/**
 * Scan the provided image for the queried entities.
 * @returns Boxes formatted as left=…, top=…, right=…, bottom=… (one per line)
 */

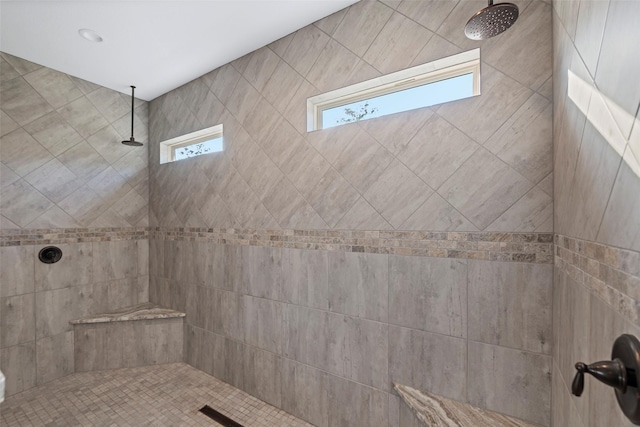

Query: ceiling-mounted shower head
left=121, top=85, right=143, bottom=146
left=465, top=0, right=519, bottom=40
left=122, top=136, right=143, bottom=147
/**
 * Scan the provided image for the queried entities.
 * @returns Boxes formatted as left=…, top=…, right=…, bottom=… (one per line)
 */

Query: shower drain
left=199, top=405, right=244, bottom=427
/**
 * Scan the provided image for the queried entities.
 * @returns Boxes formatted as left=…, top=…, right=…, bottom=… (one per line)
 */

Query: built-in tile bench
left=70, top=303, right=185, bottom=372
left=395, top=384, right=537, bottom=427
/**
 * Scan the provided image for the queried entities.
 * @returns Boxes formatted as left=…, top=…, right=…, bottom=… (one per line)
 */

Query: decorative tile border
left=555, top=234, right=640, bottom=326
left=0, top=227, right=148, bottom=246
left=0, top=226, right=554, bottom=263
left=150, top=227, right=554, bottom=263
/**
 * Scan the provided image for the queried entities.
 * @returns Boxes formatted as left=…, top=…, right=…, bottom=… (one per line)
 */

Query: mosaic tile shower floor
left=0, top=363, right=313, bottom=427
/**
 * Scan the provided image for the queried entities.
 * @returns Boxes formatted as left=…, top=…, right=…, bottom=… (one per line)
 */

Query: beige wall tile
left=306, top=121, right=358, bottom=164
left=400, top=192, right=479, bottom=231
left=334, top=197, right=393, bottom=230
left=281, top=359, right=331, bottom=427
left=359, top=107, right=433, bottom=156
left=0, top=110, right=19, bottom=137
left=36, top=331, right=74, bottom=384
left=467, top=342, right=551, bottom=425
left=306, top=167, right=360, bottom=228
left=241, top=47, right=281, bottom=92
left=1, top=52, right=42, bottom=75
left=86, top=87, right=131, bottom=123
left=57, top=96, right=109, bottom=139
left=0, top=342, right=36, bottom=396
left=22, top=111, right=83, bottom=156
left=437, top=63, right=533, bottom=144
left=0, top=293, right=35, bottom=347
left=598, top=151, right=640, bottom=252
left=397, top=0, right=457, bottom=32
left=26, top=205, right=79, bottom=229
left=573, top=0, right=609, bottom=77
left=0, top=77, right=53, bottom=126
left=0, top=161, right=20, bottom=192
left=282, top=25, right=330, bottom=77
left=362, top=159, right=433, bottom=228
left=468, top=260, right=552, bottom=354
left=0, top=245, right=35, bottom=297
left=328, top=374, right=389, bottom=427
left=398, top=113, right=478, bottom=189
left=363, top=12, right=432, bottom=74
left=389, top=326, right=466, bottom=401
left=389, top=256, right=467, bottom=337
left=332, top=0, right=393, bottom=57
left=593, top=0, right=640, bottom=138
left=328, top=251, right=388, bottom=322
left=0, top=57, right=20, bottom=82
left=438, top=148, right=533, bottom=229
left=0, top=128, right=53, bottom=177
left=86, top=125, right=133, bottom=165
left=93, top=240, right=138, bottom=283
left=24, top=67, right=83, bottom=108
left=0, top=179, right=53, bottom=227
left=565, top=122, right=622, bottom=241
left=24, top=158, right=82, bottom=203
left=313, top=7, right=348, bottom=36
left=226, top=77, right=262, bottom=125
left=485, top=93, right=553, bottom=184
left=334, top=129, right=394, bottom=194
left=57, top=185, right=109, bottom=226
left=486, top=187, right=553, bottom=232
left=306, top=39, right=360, bottom=92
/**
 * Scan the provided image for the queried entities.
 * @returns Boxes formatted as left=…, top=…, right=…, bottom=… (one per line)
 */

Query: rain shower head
left=122, top=136, right=143, bottom=147
left=465, top=0, right=519, bottom=40
left=121, top=85, right=143, bottom=146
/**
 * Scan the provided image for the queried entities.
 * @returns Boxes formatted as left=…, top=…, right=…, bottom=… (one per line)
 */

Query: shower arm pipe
left=130, top=85, right=135, bottom=136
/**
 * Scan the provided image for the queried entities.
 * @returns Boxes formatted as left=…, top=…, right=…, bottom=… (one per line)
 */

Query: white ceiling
left=0, top=1, right=357, bottom=101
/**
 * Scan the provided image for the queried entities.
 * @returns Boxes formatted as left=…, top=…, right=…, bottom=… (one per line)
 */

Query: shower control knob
left=571, top=359, right=627, bottom=397
left=572, top=334, right=640, bottom=425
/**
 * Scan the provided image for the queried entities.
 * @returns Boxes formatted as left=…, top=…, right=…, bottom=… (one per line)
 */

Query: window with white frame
left=159, top=124, right=223, bottom=164
left=306, top=49, right=480, bottom=131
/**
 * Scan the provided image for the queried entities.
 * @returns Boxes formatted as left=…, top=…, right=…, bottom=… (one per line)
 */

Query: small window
left=307, top=49, right=480, bottom=131
left=159, top=124, right=223, bottom=164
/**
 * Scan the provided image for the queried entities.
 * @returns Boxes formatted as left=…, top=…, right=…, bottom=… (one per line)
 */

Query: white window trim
left=159, top=124, right=223, bottom=164
left=306, top=48, right=480, bottom=131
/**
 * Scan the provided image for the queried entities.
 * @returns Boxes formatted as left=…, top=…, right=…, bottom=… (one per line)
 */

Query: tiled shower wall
left=0, top=54, right=150, bottom=396
left=148, top=0, right=553, bottom=232
left=552, top=0, right=640, bottom=426
left=0, top=52, right=149, bottom=230
left=0, top=234, right=149, bottom=396
left=149, top=1, right=554, bottom=426
left=150, top=230, right=553, bottom=426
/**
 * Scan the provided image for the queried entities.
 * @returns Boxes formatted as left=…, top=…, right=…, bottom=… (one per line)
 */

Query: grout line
left=593, top=149, right=624, bottom=241
left=465, top=255, right=470, bottom=403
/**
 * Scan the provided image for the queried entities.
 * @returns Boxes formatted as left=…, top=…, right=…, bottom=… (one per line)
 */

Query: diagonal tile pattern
left=149, top=0, right=553, bottom=233
left=0, top=52, right=149, bottom=230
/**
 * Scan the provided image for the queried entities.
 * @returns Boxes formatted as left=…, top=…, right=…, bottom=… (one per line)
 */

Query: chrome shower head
left=465, top=0, right=519, bottom=40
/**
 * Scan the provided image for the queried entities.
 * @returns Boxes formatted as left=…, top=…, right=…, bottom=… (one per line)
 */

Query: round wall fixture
left=39, top=246, right=63, bottom=264
left=78, top=29, right=103, bottom=43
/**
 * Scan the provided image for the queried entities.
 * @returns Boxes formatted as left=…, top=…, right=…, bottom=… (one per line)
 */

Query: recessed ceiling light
left=78, top=29, right=103, bottom=42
